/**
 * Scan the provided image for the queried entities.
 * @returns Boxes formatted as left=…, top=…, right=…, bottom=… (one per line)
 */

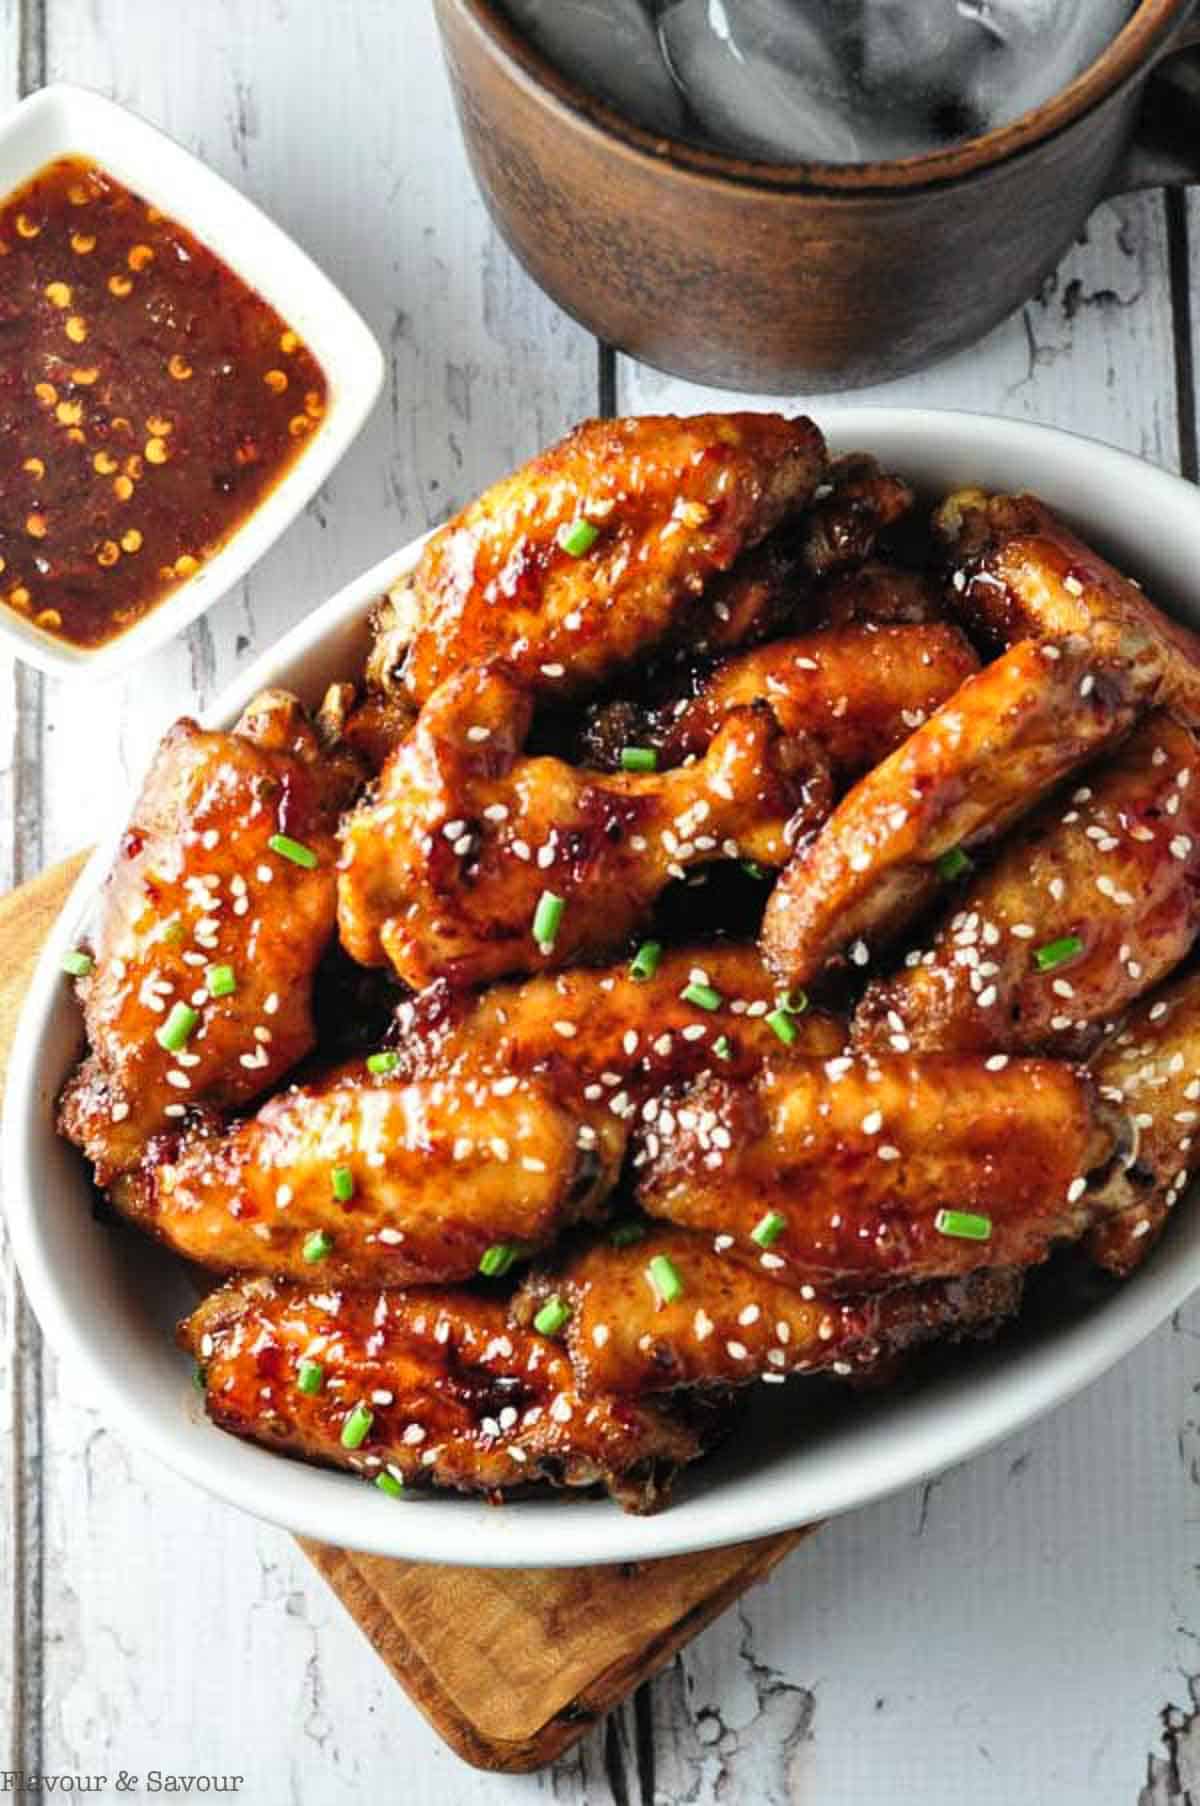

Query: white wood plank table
left=2, top=4, right=1199, bottom=1800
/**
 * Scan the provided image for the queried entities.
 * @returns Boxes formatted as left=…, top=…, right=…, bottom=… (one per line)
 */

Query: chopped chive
left=532, top=890, right=565, bottom=951
left=61, top=948, right=93, bottom=978
left=297, top=1359, right=324, bottom=1396
left=610, top=1220, right=646, bottom=1247
left=681, top=982, right=723, bottom=1012
left=934, top=1208, right=993, bottom=1242
left=156, top=1000, right=198, bottom=1053
left=740, top=859, right=769, bottom=880
left=713, top=1035, right=733, bottom=1061
left=340, top=1402, right=374, bottom=1450
left=647, top=1253, right=684, bottom=1303
left=620, top=746, right=658, bottom=773
left=331, top=1164, right=355, bottom=1204
left=479, top=1242, right=521, bottom=1278
left=937, top=846, right=973, bottom=882
left=302, top=1229, right=333, bottom=1264
left=1034, top=933, right=1083, bottom=972
left=775, top=987, right=808, bottom=1016
left=630, top=940, right=662, bottom=982
left=533, top=1295, right=571, bottom=1337
left=192, top=1361, right=206, bottom=1393
left=206, top=962, right=236, bottom=999
left=366, top=1050, right=400, bottom=1075
left=375, top=1471, right=405, bottom=1498
left=766, top=1008, right=798, bottom=1046
left=267, top=832, right=318, bottom=870
left=752, top=1210, right=788, bottom=1248
left=557, top=517, right=599, bottom=557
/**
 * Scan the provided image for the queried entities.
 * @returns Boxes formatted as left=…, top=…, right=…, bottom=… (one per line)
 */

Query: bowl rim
left=7, top=405, right=1200, bottom=1568
left=0, top=82, right=385, bottom=681
left=443, top=0, right=1189, bottom=196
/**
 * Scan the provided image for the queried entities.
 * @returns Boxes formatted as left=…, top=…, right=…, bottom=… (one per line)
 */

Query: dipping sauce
left=0, top=156, right=328, bottom=649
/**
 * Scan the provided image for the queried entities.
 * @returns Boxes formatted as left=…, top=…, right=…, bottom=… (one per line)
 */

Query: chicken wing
left=581, top=623, right=978, bottom=776
left=633, top=1055, right=1120, bottom=1291
left=338, top=662, right=821, bottom=989
left=183, top=1277, right=705, bottom=1512
left=372, top=413, right=825, bottom=704
left=393, top=943, right=845, bottom=1098
left=760, top=637, right=1140, bottom=986
left=854, top=713, right=1200, bottom=1058
left=936, top=489, right=1200, bottom=719
left=121, top=1060, right=625, bottom=1287
left=1085, top=970, right=1200, bottom=1276
left=58, top=692, right=360, bottom=1183
left=801, top=453, right=914, bottom=578
left=814, top=560, right=942, bottom=629
left=513, top=1227, right=1023, bottom=1397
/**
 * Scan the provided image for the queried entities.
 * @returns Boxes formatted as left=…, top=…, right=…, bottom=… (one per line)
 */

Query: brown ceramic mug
left=433, top=0, right=1200, bottom=392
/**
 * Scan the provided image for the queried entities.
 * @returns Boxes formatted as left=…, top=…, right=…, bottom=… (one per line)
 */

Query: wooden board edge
left=300, top=1527, right=814, bottom=1773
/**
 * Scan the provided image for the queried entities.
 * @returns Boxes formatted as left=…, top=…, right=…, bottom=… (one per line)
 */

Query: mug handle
left=1106, top=14, right=1200, bottom=193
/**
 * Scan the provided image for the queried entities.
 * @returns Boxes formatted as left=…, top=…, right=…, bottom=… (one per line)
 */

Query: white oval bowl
left=6, top=407, right=1200, bottom=1567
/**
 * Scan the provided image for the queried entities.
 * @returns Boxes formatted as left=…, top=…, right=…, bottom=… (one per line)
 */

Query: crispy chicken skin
left=393, top=943, right=845, bottom=1089
left=854, top=713, right=1200, bottom=1058
left=123, top=1062, right=625, bottom=1286
left=373, top=413, right=826, bottom=704
left=183, top=1278, right=703, bottom=1511
left=936, top=489, right=1200, bottom=720
left=667, top=454, right=917, bottom=659
left=814, top=560, right=942, bottom=628
left=582, top=623, right=978, bottom=776
left=513, top=1228, right=1023, bottom=1397
left=317, top=679, right=415, bottom=775
left=338, top=662, right=822, bottom=988
left=633, top=1056, right=1119, bottom=1291
left=59, top=692, right=359, bottom=1183
left=801, top=453, right=914, bottom=578
left=760, top=637, right=1140, bottom=986
left=1086, top=970, right=1200, bottom=1277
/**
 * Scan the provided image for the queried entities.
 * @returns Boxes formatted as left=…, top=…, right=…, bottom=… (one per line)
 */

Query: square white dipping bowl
left=0, top=83, right=384, bottom=680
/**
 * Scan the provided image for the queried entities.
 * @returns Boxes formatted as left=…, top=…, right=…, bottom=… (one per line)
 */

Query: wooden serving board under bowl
left=0, top=854, right=812, bottom=1773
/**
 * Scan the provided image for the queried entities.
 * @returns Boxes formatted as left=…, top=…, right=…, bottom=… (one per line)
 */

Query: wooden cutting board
left=0, top=854, right=812, bottom=1772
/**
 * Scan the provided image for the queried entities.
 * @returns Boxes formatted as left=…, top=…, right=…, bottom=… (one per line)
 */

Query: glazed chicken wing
left=338, top=662, right=821, bottom=989
left=371, top=412, right=825, bottom=704
left=1085, top=970, right=1200, bottom=1276
left=800, top=453, right=914, bottom=578
left=669, top=452, right=917, bottom=658
left=183, top=1278, right=705, bottom=1512
left=760, top=637, right=1140, bottom=986
left=513, top=1227, right=1023, bottom=1397
left=581, top=623, right=978, bottom=776
left=120, top=1060, right=625, bottom=1287
left=633, top=1055, right=1121, bottom=1291
left=58, top=691, right=359, bottom=1182
left=393, top=942, right=845, bottom=1091
left=854, top=713, right=1200, bottom=1058
left=936, top=489, right=1200, bottom=719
